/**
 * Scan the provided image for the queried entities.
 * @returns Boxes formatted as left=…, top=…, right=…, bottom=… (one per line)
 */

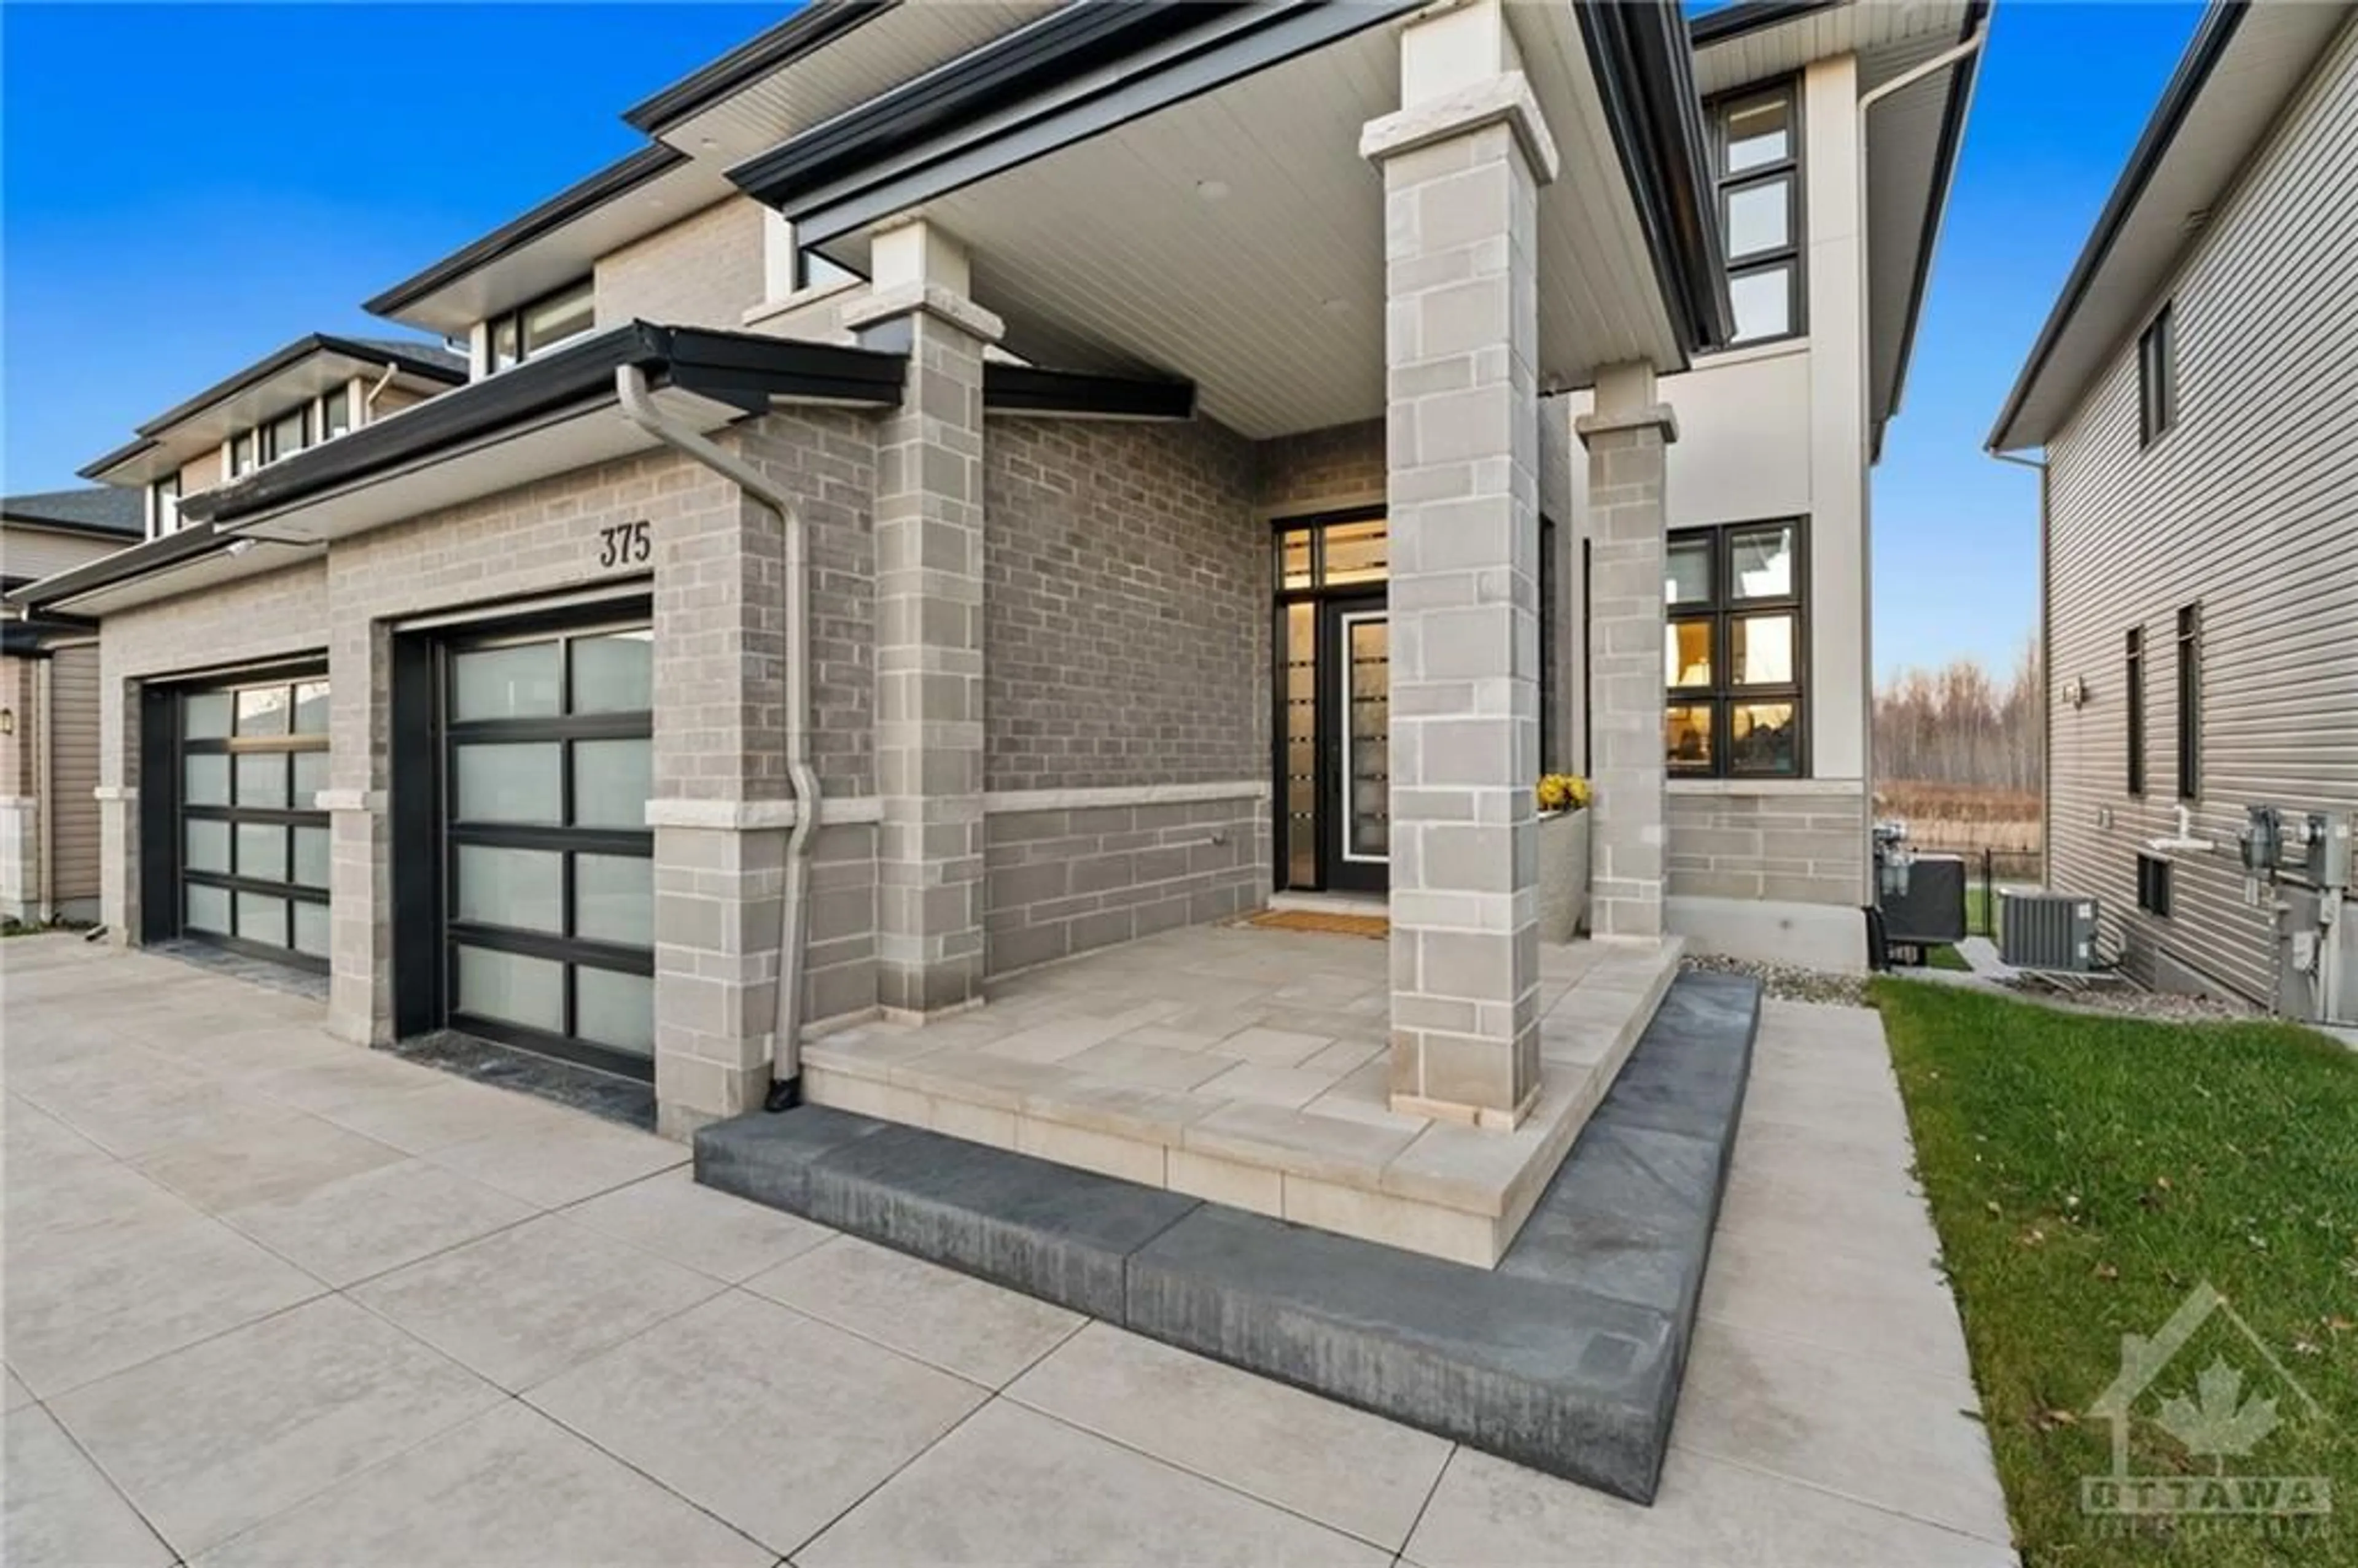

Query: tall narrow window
left=2125, top=627, right=2146, bottom=797
left=319, top=384, right=353, bottom=441
left=2138, top=303, right=2177, bottom=446
left=230, top=431, right=257, bottom=477
left=1710, top=82, right=1802, bottom=345
left=1665, top=519, right=1806, bottom=777
left=262, top=406, right=308, bottom=464
left=1539, top=517, right=1558, bottom=772
left=2176, top=604, right=2201, bottom=799
left=150, top=474, right=181, bottom=537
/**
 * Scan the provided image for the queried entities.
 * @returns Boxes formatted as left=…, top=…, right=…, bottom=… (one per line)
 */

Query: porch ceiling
left=809, top=12, right=1687, bottom=441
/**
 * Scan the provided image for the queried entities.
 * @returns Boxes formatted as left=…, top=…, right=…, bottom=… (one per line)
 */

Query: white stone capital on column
left=1360, top=71, right=1560, bottom=184
left=1574, top=403, right=1679, bottom=448
left=842, top=217, right=1007, bottom=345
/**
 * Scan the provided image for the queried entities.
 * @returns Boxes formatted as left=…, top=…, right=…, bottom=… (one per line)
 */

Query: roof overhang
left=2, top=516, right=321, bottom=621
left=1691, top=0, right=1987, bottom=457
left=728, top=0, right=1727, bottom=440
left=1989, top=0, right=2352, bottom=451
left=179, top=323, right=908, bottom=545
left=80, top=335, right=467, bottom=486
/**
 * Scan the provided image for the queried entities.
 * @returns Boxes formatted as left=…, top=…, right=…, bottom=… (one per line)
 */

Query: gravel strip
left=1990, top=973, right=2260, bottom=1022
left=1680, top=953, right=1870, bottom=1008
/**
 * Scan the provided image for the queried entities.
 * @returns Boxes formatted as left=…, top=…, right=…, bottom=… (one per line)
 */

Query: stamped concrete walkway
left=2, top=934, right=2016, bottom=1567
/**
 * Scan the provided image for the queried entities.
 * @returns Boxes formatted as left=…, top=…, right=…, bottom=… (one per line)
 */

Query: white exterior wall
left=1560, top=54, right=1872, bottom=969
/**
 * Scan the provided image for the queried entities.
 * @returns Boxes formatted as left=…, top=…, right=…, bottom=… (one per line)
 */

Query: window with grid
left=1665, top=520, right=1805, bottom=778
left=1710, top=81, right=1803, bottom=346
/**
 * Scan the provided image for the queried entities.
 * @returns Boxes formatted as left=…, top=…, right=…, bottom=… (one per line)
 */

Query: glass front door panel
left=1283, top=604, right=1318, bottom=889
left=1342, top=614, right=1390, bottom=862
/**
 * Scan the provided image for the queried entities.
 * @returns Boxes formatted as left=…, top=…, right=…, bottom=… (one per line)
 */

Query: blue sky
left=2, top=4, right=2201, bottom=683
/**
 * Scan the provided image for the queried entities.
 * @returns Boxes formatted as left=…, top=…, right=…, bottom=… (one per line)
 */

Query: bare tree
left=1874, top=637, right=2043, bottom=791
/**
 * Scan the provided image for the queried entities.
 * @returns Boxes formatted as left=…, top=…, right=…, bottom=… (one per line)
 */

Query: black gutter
left=364, top=144, right=690, bottom=318
left=1580, top=0, right=1735, bottom=354
left=180, top=322, right=906, bottom=527
left=1877, top=0, right=1988, bottom=458
left=1688, top=0, right=1842, bottom=47
left=729, top=2, right=1248, bottom=211
left=78, top=436, right=160, bottom=481
left=1987, top=0, right=2247, bottom=449
left=624, top=0, right=895, bottom=134
left=982, top=365, right=1196, bottom=421
left=6, top=520, right=244, bottom=613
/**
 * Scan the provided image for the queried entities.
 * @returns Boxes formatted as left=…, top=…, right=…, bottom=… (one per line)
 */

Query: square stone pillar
left=1577, top=363, right=1678, bottom=940
left=325, top=616, right=391, bottom=1045
left=842, top=221, right=1002, bottom=1017
left=1364, top=0, right=1559, bottom=1130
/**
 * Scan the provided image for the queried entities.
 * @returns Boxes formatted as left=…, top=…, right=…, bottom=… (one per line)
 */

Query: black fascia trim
left=729, top=2, right=1255, bottom=210
left=624, top=0, right=896, bottom=134
left=1988, top=0, right=2248, bottom=450
left=1687, top=0, right=1843, bottom=47
left=6, top=520, right=238, bottom=613
left=982, top=365, right=1196, bottom=422
left=1877, top=0, right=1987, bottom=459
left=178, top=324, right=907, bottom=528
left=77, top=436, right=161, bottom=481
left=1579, top=0, right=1734, bottom=354
left=364, top=144, right=690, bottom=318
left=131, top=335, right=467, bottom=440
left=2, top=611, right=99, bottom=652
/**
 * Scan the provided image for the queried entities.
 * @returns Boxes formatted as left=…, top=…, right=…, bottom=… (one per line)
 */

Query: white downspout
left=614, top=366, right=817, bottom=1107
left=362, top=362, right=400, bottom=417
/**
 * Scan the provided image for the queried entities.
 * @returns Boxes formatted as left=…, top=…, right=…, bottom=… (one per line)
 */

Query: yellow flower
left=1535, top=774, right=1589, bottom=813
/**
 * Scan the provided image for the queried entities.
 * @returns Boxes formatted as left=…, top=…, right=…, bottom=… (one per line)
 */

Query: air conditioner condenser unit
left=1999, top=891, right=2099, bottom=972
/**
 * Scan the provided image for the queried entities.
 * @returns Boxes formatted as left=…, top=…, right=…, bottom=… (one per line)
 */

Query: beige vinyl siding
left=49, top=644, right=103, bottom=905
left=2, top=524, right=130, bottom=582
left=2044, top=16, right=2358, bottom=1004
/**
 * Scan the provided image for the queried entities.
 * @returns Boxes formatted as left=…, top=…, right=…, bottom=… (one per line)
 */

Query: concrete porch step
left=800, top=930, right=1684, bottom=1267
left=695, top=969, right=1763, bottom=1504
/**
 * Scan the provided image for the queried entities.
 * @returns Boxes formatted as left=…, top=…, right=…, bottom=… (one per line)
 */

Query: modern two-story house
left=1990, top=0, right=2355, bottom=1025
left=13, top=0, right=1980, bottom=1262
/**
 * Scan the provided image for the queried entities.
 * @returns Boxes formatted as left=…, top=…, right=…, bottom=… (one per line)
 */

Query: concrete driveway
left=3, top=934, right=2015, bottom=1566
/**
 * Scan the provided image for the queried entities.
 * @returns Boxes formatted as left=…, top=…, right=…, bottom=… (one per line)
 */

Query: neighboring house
left=78, top=333, right=467, bottom=540
left=1990, top=0, right=2357, bottom=1023
left=1, top=486, right=143, bottom=922
left=9, top=0, right=1978, bottom=1153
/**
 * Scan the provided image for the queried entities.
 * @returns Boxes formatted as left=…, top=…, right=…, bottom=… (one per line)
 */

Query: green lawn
left=1925, top=942, right=1972, bottom=972
left=1875, top=980, right=2358, bottom=1565
left=1966, top=883, right=2001, bottom=939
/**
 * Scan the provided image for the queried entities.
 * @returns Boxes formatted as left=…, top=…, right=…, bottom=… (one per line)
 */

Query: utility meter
left=2241, top=805, right=2282, bottom=874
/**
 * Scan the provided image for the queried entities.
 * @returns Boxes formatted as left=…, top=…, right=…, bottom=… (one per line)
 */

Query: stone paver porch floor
left=803, top=923, right=1683, bottom=1265
left=4, top=933, right=2014, bottom=1566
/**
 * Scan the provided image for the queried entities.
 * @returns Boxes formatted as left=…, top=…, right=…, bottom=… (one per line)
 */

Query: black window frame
left=1665, top=518, right=1809, bottom=779
left=150, top=473, right=181, bottom=538
left=2138, top=303, right=2178, bottom=447
left=2125, top=626, right=2146, bottom=797
left=319, top=382, right=354, bottom=442
left=260, top=405, right=309, bottom=465
left=166, top=669, right=333, bottom=974
left=2175, top=603, right=2201, bottom=800
left=1705, top=78, right=1805, bottom=349
left=2136, top=853, right=2173, bottom=917
left=488, top=277, right=595, bottom=373
left=230, top=430, right=257, bottom=477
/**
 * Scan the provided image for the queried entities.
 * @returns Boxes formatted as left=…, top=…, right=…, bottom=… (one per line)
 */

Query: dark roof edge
left=76, top=437, right=160, bottom=482
left=1580, top=0, right=1734, bottom=355
left=6, top=522, right=238, bottom=613
left=1877, top=0, right=1989, bottom=456
left=623, top=0, right=896, bottom=133
left=129, top=333, right=465, bottom=441
left=1986, top=0, right=2247, bottom=450
left=363, top=142, right=690, bottom=318
left=1687, top=0, right=1843, bottom=47
left=177, top=322, right=906, bottom=529
left=981, top=365, right=1196, bottom=421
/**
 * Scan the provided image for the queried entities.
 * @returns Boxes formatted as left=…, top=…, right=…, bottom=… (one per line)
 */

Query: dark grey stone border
left=695, top=970, right=1761, bottom=1504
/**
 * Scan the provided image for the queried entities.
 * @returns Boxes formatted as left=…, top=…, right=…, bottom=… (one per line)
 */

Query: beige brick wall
left=982, top=416, right=1262, bottom=793
left=1256, top=418, right=1385, bottom=514
left=594, top=198, right=767, bottom=330
left=1667, top=783, right=1868, bottom=907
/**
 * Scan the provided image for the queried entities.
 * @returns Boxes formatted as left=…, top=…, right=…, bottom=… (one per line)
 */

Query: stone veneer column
left=325, top=618, right=391, bottom=1044
left=1363, top=0, right=1558, bottom=1130
left=1577, top=363, right=1678, bottom=939
left=842, top=220, right=1000, bottom=1017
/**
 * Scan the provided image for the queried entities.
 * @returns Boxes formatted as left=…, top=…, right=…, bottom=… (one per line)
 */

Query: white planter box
left=1537, top=808, right=1591, bottom=943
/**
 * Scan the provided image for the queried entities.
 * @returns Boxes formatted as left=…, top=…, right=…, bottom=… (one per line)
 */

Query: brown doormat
left=1243, top=909, right=1390, bottom=939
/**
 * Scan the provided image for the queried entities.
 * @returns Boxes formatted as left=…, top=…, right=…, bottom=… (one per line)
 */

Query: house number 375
left=598, top=519, right=652, bottom=569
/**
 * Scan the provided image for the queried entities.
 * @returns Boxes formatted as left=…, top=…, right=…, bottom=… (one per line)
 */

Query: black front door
left=1272, top=514, right=1390, bottom=898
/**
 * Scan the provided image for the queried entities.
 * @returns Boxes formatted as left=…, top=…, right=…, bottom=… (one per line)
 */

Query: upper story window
left=261, top=406, right=309, bottom=465
left=150, top=475, right=181, bottom=538
left=230, top=431, right=257, bottom=478
left=319, top=384, right=354, bottom=442
left=1710, top=82, right=1804, bottom=346
left=2125, top=626, right=2146, bottom=796
left=1665, top=519, right=1806, bottom=777
left=2175, top=603, right=2201, bottom=799
left=2138, top=303, right=2177, bottom=446
left=490, top=278, right=594, bottom=373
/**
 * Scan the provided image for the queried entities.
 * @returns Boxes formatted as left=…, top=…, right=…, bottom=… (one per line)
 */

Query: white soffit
left=1994, top=1, right=2354, bottom=448
left=823, top=14, right=1678, bottom=440
left=656, top=2, right=1060, bottom=165
left=53, top=540, right=321, bottom=618
left=93, top=357, right=457, bottom=486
